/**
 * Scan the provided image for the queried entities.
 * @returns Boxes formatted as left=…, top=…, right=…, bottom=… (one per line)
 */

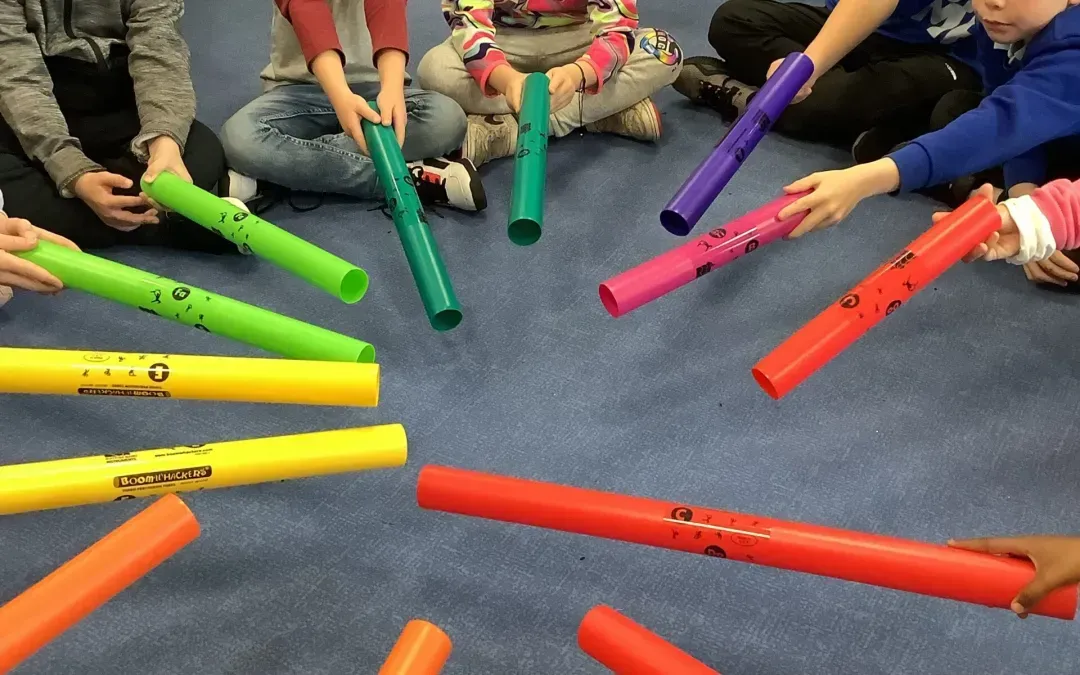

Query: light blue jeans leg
left=220, top=83, right=467, bottom=199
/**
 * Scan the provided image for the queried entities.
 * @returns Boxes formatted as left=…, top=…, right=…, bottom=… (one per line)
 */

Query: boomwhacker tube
left=660, top=53, right=814, bottom=236
left=578, top=606, right=719, bottom=675
left=752, top=195, right=1001, bottom=399
left=141, top=172, right=369, bottom=303
left=0, top=495, right=200, bottom=673
left=600, top=192, right=809, bottom=317
left=363, top=104, right=462, bottom=331
left=15, top=241, right=375, bottom=362
left=0, top=425, right=407, bottom=515
left=508, top=73, right=551, bottom=246
left=0, top=348, right=379, bottom=407
left=379, top=620, right=453, bottom=675
left=416, top=466, right=1078, bottom=620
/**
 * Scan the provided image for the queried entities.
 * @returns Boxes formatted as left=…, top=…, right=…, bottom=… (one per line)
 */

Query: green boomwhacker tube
left=508, top=73, right=551, bottom=247
left=140, top=172, right=369, bottom=303
left=17, top=241, right=375, bottom=363
left=361, top=105, right=462, bottom=332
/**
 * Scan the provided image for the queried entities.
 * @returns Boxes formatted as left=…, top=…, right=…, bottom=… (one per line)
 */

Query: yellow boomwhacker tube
left=0, top=348, right=379, bottom=407
left=0, top=426, right=407, bottom=515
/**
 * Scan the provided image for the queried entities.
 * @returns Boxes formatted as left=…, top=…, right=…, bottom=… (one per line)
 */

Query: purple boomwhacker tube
left=660, top=52, right=814, bottom=237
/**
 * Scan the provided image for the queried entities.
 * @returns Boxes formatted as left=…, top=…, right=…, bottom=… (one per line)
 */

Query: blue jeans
left=220, top=83, right=467, bottom=199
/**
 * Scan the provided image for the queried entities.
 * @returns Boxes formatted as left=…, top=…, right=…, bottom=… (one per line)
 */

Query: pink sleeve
left=580, top=0, right=638, bottom=94
left=1030, top=179, right=1080, bottom=251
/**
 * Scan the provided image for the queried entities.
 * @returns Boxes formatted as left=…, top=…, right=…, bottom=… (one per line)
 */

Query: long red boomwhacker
left=578, top=605, right=720, bottom=674
left=600, top=192, right=809, bottom=318
left=0, top=495, right=200, bottom=673
left=752, top=196, right=1001, bottom=399
left=416, top=466, right=1078, bottom=620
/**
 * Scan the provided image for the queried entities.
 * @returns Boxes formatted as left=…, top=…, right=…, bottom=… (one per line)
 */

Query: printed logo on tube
left=890, top=250, right=916, bottom=269
left=709, top=228, right=727, bottom=239
left=148, top=363, right=170, bottom=383
left=745, top=240, right=759, bottom=253
left=696, top=263, right=713, bottom=278
left=839, top=293, right=860, bottom=309
left=671, top=506, right=694, bottom=522
left=114, top=466, right=212, bottom=488
left=83, top=353, right=111, bottom=363
left=886, top=300, right=902, bottom=315
left=172, top=287, right=191, bottom=301
left=703, top=545, right=728, bottom=558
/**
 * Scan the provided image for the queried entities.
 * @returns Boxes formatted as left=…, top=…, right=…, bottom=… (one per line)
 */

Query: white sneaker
left=408, top=158, right=487, bottom=212
left=585, top=98, right=663, bottom=142
left=225, top=170, right=259, bottom=203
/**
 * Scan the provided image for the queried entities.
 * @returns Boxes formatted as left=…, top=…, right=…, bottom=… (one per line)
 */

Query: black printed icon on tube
left=886, top=300, right=902, bottom=315
left=704, top=545, right=727, bottom=558
left=696, top=263, right=713, bottom=278
left=708, top=228, right=727, bottom=240
left=744, top=239, right=759, bottom=253
left=172, top=287, right=191, bottom=301
left=839, top=293, right=860, bottom=309
left=148, top=363, right=170, bottom=383
left=671, top=507, right=694, bottom=522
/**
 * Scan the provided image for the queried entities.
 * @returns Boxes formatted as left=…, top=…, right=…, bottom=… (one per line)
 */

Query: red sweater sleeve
left=366, top=0, right=410, bottom=66
left=275, top=0, right=344, bottom=69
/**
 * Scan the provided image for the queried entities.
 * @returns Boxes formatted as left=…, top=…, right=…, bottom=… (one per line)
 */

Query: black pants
left=0, top=47, right=235, bottom=253
left=708, top=0, right=983, bottom=145
left=931, top=89, right=1080, bottom=189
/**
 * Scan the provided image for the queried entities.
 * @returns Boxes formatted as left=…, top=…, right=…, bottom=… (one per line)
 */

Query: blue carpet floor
left=3, top=1, right=1079, bottom=673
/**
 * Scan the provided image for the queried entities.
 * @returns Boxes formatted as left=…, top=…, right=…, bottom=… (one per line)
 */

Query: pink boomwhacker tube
left=578, top=606, right=720, bottom=674
left=600, top=192, right=809, bottom=318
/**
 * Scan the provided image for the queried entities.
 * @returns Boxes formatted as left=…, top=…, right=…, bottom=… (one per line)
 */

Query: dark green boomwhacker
left=362, top=103, right=462, bottom=332
left=508, top=73, right=551, bottom=246
left=141, top=172, right=369, bottom=304
left=17, top=241, right=375, bottom=363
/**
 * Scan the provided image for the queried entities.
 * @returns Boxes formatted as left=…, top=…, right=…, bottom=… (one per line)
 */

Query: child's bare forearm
left=311, top=50, right=352, bottom=102
left=376, top=48, right=407, bottom=90
left=804, top=0, right=899, bottom=77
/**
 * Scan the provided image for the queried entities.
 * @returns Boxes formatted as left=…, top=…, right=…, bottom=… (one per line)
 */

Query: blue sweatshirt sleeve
left=888, top=45, right=1080, bottom=192
left=1003, top=146, right=1048, bottom=188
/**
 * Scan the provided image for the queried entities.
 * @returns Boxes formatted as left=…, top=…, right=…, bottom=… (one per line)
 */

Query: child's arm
left=124, top=0, right=196, bottom=163
left=579, top=0, right=639, bottom=94
left=949, top=536, right=1080, bottom=618
left=774, top=0, right=899, bottom=100
left=442, top=0, right=513, bottom=97
left=0, top=3, right=102, bottom=196
left=887, top=46, right=1080, bottom=193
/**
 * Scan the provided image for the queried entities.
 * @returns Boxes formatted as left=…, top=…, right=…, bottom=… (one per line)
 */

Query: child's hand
left=926, top=184, right=1021, bottom=263
left=376, top=85, right=408, bottom=148
left=1023, top=252, right=1079, bottom=286
left=329, top=93, right=382, bottom=155
left=142, top=136, right=192, bottom=211
left=0, top=214, right=79, bottom=293
left=546, top=64, right=583, bottom=113
left=949, top=535, right=1080, bottom=618
left=767, top=58, right=813, bottom=103
left=73, top=171, right=160, bottom=231
left=491, top=65, right=527, bottom=114
left=778, top=160, right=901, bottom=238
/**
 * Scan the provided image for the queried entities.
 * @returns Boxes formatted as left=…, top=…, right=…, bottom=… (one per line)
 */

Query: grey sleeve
left=0, top=0, right=102, bottom=194
left=125, top=0, right=197, bottom=160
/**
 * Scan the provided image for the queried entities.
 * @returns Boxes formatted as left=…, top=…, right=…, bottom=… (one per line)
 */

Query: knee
left=416, top=43, right=462, bottom=94
left=220, top=109, right=270, bottom=175
left=635, top=28, right=684, bottom=84
left=772, top=95, right=835, bottom=137
left=411, top=92, right=468, bottom=156
left=708, top=0, right=755, bottom=55
left=181, top=121, right=226, bottom=188
left=929, top=90, right=982, bottom=131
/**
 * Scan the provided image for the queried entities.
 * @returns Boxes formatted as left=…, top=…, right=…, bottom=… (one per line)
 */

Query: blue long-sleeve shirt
left=889, top=7, right=1080, bottom=191
left=825, top=0, right=978, bottom=63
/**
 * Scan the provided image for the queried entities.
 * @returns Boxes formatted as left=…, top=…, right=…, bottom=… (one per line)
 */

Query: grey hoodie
left=0, top=0, right=196, bottom=195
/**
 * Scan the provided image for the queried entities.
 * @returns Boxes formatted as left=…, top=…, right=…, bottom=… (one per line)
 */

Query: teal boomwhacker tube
left=140, top=172, right=369, bottom=303
left=508, top=73, right=551, bottom=246
left=362, top=106, right=462, bottom=331
left=17, top=241, right=375, bottom=363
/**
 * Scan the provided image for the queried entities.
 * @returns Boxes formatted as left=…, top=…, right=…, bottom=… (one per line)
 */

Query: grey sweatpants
left=417, top=25, right=683, bottom=137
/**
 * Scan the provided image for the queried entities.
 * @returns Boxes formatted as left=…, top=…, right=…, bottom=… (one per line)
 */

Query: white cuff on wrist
left=1003, top=195, right=1057, bottom=265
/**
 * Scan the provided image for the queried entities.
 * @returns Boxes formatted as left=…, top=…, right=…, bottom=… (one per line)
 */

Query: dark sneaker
left=851, top=127, right=909, bottom=164
left=673, top=56, right=756, bottom=120
left=409, top=157, right=487, bottom=212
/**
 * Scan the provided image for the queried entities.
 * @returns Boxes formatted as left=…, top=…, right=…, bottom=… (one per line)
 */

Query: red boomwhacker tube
left=752, top=196, right=1001, bottom=399
left=0, top=495, right=200, bottom=673
left=578, top=605, right=719, bottom=674
left=379, top=619, right=453, bottom=675
left=416, top=466, right=1078, bottom=620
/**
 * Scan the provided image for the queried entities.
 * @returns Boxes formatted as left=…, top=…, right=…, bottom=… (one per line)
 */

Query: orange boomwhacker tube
left=416, top=466, right=1078, bottom=620
left=578, top=606, right=719, bottom=674
left=0, top=495, right=200, bottom=673
left=379, top=619, right=453, bottom=675
left=751, top=196, right=1001, bottom=399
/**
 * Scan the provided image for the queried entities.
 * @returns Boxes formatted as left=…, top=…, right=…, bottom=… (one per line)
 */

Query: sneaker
left=851, top=127, right=908, bottom=164
left=409, top=158, right=487, bottom=212
left=673, top=56, right=756, bottom=120
left=585, top=98, right=663, bottom=142
left=461, top=114, right=519, bottom=168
